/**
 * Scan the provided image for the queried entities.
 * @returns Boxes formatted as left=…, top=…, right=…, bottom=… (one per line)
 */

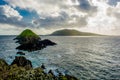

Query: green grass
left=16, top=29, right=40, bottom=39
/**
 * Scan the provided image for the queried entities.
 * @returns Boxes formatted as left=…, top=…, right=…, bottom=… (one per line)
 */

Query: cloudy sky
left=0, top=0, right=120, bottom=35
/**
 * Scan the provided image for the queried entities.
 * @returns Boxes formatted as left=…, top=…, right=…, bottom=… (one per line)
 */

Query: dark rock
left=48, top=69, right=54, bottom=75
left=39, top=39, right=57, bottom=46
left=11, top=56, right=32, bottom=70
left=16, top=39, right=56, bottom=51
left=16, top=52, right=25, bottom=55
left=41, top=63, right=46, bottom=69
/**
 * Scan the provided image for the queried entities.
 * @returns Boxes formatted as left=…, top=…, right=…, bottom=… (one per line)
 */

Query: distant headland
left=50, top=29, right=102, bottom=36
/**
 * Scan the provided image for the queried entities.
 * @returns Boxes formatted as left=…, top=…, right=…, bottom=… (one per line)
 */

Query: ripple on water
left=0, top=36, right=120, bottom=79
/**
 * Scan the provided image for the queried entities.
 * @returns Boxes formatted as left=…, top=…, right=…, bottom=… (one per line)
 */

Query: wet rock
left=41, top=63, right=46, bottom=69
left=17, top=52, right=25, bottom=55
left=48, top=69, right=54, bottom=75
left=11, top=56, right=32, bottom=70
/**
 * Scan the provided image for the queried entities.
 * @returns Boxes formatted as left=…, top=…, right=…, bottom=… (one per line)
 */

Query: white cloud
left=0, top=5, right=22, bottom=21
left=79, top=0, right=120, bottom=35
left=1, top=0, right=120, bottom=35
left=5, top=0, right=64, bottom=17
left=0, top=23, right=22, bottom=35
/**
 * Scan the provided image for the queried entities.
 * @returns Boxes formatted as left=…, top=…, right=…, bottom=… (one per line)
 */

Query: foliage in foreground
left=0, top=59, right=78, bottom=80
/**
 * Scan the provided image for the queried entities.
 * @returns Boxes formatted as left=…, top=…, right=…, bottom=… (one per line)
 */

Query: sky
left=0, top=0, right=120, bottom=35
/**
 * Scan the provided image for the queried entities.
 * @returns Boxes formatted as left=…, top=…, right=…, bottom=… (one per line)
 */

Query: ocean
left=0, top=36, right=120, bottom=80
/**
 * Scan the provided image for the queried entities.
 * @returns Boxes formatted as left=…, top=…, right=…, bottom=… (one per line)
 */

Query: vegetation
left=0, top=29, right=77, bottom=80
left=14, top=29, right=40, bottom=44
left=0, top=58, right=78, bottom=80
left=51, top=29, right=102, bottom=36
left=14, top=29, right=56, bottom=51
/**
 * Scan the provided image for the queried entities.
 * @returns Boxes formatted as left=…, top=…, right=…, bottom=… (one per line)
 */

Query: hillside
left=51, top=29, right=101, bottom=36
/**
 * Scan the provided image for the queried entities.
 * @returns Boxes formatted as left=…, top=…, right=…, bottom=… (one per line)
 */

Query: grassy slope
left=16, top=29, right=40, bottom=39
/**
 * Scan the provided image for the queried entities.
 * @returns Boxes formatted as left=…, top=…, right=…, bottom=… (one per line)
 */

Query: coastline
left=0, top=56, right=78, bottom=80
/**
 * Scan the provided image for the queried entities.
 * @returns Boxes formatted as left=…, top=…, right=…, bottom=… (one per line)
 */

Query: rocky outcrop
left=0, top=58, right=78, bottom=80
left=11, top=56, right=32, bottom=70
left=14, top=29, right=56, bottom=51
left=41, top=63, right=46, bottom=69
left=16, top=39, right=56, bottom=51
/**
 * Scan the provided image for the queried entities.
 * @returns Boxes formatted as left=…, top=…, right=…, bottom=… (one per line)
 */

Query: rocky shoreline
left=0, top=56, right=78, bottom=80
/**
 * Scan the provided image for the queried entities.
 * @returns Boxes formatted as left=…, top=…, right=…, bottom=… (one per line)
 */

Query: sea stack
left=14, top=29, right=41, bottom=44
left=14, top=29, right=56, bottom=51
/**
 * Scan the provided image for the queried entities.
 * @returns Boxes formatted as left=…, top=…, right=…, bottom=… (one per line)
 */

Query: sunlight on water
left=0, top=36, right=120, bottom=79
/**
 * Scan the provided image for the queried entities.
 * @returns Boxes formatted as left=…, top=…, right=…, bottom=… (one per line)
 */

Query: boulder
left=11, top=56, right=32, bottom=70
left=41, top=63, right=46, bottom=69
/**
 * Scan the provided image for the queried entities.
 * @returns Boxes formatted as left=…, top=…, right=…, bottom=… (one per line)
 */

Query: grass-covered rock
left=14, top=29, right=41, bottom=44
left=14, top=29, right=56, bottom=52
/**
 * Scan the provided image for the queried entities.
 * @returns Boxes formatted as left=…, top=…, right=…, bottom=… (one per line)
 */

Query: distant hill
left=50, top=29, right=102, bottom=36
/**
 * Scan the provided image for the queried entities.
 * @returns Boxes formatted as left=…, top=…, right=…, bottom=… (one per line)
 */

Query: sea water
left=0, top=36, right=120, bottom=80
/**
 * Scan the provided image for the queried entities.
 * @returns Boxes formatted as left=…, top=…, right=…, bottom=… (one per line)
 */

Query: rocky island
left=14, top=29, right=56, bottom=51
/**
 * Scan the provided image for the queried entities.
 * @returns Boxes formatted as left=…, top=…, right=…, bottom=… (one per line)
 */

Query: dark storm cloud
left=108, top=0, right=120, bottom=6
left=77, top=0, right=97, bottom=12
left=33, top=11, right=69, bottom=28
left=78, top=0, right=91, bottom=10
left=33, top=0, right=98, bottom=28
left=0, top=15, right=32, bottom=27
